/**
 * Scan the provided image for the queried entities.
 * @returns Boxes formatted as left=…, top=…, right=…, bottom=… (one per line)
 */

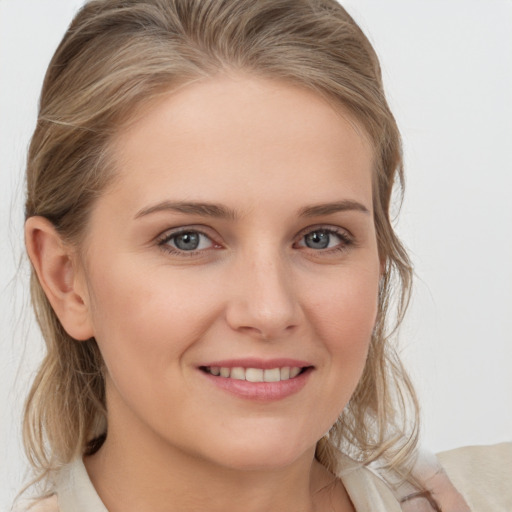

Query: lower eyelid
left=156, top=227, right=354, bottom=254
left=156, top=229, right=223, bottom=256
left=295, top=228, right=353, bottom=248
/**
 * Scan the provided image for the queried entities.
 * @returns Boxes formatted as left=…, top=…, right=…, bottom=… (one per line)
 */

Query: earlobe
left=25, top=216, right=94, bottom=341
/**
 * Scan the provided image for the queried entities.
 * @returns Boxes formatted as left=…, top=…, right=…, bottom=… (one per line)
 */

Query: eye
left=158, top=229, right=216, bottom=253
left=296, top=228, right=352, bottom=251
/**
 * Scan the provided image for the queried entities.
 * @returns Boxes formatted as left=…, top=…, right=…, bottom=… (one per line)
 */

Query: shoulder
left=437, top=442, right=512, bottom=511
left=13, top=495, right=59, bottom=512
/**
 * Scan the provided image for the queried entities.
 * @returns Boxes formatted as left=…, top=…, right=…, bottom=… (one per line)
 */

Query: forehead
left=104, top=74, right=374, bottom=216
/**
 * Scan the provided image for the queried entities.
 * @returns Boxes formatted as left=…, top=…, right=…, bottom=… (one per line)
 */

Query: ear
left=25, top=216, right=94, bottom=341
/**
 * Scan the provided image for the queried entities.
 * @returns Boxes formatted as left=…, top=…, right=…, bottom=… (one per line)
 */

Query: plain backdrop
left=1, top=0, right=511, bottom=508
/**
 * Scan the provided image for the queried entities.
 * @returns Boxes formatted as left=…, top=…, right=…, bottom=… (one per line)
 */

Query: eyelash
left=294, top=226, right=354, bottom=255
left=156, top=226, right=354, bottom=257
left=157, top=228, right=218, bottom=257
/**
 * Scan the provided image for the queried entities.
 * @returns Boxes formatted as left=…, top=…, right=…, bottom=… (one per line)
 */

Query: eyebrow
left=134, top=199, right=370, bottom=220
left=134, top=201, right=237, bottom=220
left=298, top=200, right=370, bottom=217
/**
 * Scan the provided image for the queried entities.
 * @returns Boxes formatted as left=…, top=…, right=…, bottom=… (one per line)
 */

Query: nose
left=225, top=249, right=301, bottom=340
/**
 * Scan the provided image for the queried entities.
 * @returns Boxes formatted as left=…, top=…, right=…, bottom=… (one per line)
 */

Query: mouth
left=198, top=360, right=313, bottom=401
left=200, top=366, right=310, bottom=382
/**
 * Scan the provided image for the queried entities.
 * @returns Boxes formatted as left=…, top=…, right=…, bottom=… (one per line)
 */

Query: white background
left=1, top=0, right=511, bottom=508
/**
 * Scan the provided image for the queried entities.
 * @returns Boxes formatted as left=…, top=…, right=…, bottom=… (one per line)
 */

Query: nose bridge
left=226, top=243, right=299, bottom=338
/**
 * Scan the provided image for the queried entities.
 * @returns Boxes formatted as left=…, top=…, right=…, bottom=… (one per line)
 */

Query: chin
left=201, top=431, right=316, bottom=472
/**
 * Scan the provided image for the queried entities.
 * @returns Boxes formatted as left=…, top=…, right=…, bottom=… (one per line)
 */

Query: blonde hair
left=24, top=0, right=417, bottom=488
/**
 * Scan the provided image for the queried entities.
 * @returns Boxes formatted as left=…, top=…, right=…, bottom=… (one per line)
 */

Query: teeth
left=246, top=368, right=263, bottom=382
left=280, top=367, right=290, bottom=380
left=206, top=366, right=304, bottom=381
left=290, top=367, right=301, bottom=378
left=230, top=367, right=245, bottom=380
left=263, top=368, right=281, bottom=382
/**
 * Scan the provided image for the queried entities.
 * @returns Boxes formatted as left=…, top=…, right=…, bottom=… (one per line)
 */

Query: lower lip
left=200, top=368, right=312, bottom=401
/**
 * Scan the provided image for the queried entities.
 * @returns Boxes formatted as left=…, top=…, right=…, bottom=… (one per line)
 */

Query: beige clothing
left=437, top=442, right=512, bottom=511
left=20, top=443, right=512, bottom=512
left=24, top=456, right=404, bottom=512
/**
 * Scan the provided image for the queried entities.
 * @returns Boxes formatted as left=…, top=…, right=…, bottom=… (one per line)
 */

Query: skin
left=26, top=75, right=381, bottom=512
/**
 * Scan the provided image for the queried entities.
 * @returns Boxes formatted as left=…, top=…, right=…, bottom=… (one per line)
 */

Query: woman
left=17, top=0, right=509, bottom=511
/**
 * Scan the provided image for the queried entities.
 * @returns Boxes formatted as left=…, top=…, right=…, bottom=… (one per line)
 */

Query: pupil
left=175, top=232, right=200, bottom=250
left=305, top=231, right=329, bottom=249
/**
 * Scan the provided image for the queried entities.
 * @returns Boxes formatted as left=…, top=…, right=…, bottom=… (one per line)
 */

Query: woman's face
left=79, top=75, right=381, bottom=470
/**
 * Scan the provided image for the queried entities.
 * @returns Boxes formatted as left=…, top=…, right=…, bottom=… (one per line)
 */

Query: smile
left=199, top=359, right=314, bottom=400
left=202, top=366, right=305, bottom=382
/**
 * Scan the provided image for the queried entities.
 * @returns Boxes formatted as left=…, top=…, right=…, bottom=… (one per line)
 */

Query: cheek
left=309, top=264, right=379, bottom=347
left=85, top=258, right=227, bottom=388
left=84, top=265, right=216, bottom=430
left=305, top=264, right=379, bottom=400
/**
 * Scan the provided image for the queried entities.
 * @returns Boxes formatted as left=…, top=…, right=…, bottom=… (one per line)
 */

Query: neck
left=84, top=384, right=354, bottom=512
left=86, top=435, right=342, bottom=512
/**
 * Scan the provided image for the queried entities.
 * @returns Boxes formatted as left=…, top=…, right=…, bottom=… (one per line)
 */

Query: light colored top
left=437, top=442, right=512, bottom=511
left=23, top=456, right=404, bottom=512
left=18, top=443, right=512, bottom=512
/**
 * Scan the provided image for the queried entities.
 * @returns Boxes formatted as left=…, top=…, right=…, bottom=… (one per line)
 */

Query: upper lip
left=199, top=358, right=313, bottom=369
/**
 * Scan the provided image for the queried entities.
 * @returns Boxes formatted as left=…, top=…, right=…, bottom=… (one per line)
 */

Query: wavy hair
left=24, top=0, right=416, bottom=489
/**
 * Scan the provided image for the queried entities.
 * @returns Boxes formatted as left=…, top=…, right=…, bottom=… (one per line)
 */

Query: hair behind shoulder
left=23, top=0, right=417, bottom=491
